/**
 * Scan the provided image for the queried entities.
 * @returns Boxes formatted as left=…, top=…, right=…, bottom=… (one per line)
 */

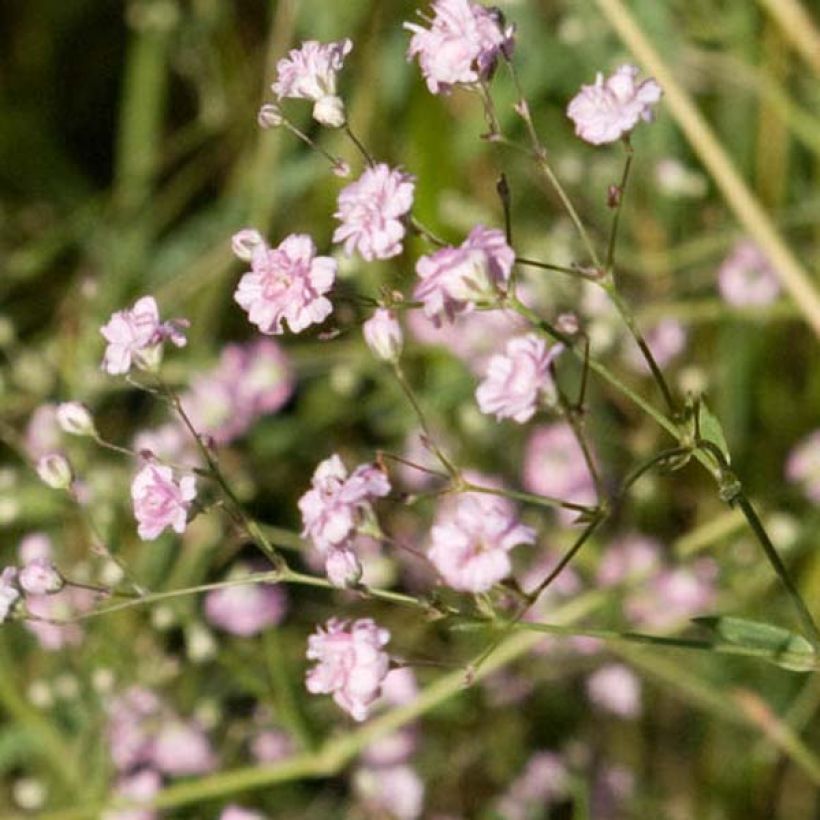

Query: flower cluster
left=299, top=455, right=390, bottom=587
left=305, top=618, right=391, bottom=721
left=406, top=0, right=515, bottom=94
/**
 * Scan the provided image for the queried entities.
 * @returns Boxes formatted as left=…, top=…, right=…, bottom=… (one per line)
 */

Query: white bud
left=231, top=228, right=267, bottom=262
left=56, top=402, right=96, bottom=437
left=312, top=94, right=346, bottom=128
left=257, top=103, right=283, bottom=129
left=13, top=778, right=47, bottom=811
left=186, top=622, right=217, bottom=663
left=363, top=309, right=403, bottom=363
left=35, top=453, right=73, bottom=490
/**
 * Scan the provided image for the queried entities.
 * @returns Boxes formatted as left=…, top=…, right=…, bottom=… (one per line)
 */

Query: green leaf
left=695, top=616, right=816, bottom=671
left=698, top=399, right=731, bottom=464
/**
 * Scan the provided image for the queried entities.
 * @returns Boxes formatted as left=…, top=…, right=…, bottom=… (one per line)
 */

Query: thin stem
left=554, top=381, right=604, bottom=501
left=280, top=118, right=346, bottom=175
left=618, top=446, right=693, bottom=499
left=515, top=256, right=598, bottom=281
left=410, top=216, right=448, bottom=247
left=461, top=480, right=597, bottom=515
left=343, top=123, right=374, bottom=166
left=605, top=138, right=634, bottom=272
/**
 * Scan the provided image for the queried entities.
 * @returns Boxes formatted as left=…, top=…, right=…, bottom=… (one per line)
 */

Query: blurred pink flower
left=18, top=533, right=54, bottom=564
left=19, top=557, right=62, bottom=595
left=234, top=234, right=335, bottom=335
left=363, top=308, right=403, bottom=362
left=596, top=534, right=661, bottom=587
left=106, top=687, right=164, bottom=772
left=718, top=240, right=781, bottom=307
left=25, top=585, right=97, bottom=650
left=131, top=463, right=196, bottom=541
left=251, top=729, right=295, bottom=764
left=0, top=567, right=20, bottom=622
left=405, top=0, right=514, bottom=95
left=333, top=164, right=415, bottom=261
left=476, top=334, right=561, bottom=422
left=413, top=225, right=514, bottom=324
left=786, top=430, right=820, bottom=503
left=204, top=576, right=286, bottom=637
left=522, top=423, right=598, bottom=515
left=624, top=318, right=686, bottom=373
left=567, top=65, right=662, bottom=145
left=152, top=720, right=216, bottom=776
left=24, top=404, right=61, bottom=459
left=428, top=479, right=535, bottom=593
left=496, top=751, right=569, bottom=820
left=103, top=768, right=161, bottom=820
left=306, top=618, right=391, bottom=721
left=354, top=764, right=424, bottom=820
left=100, top=296, right=187, bottom=375
left=272, top=39, right=353, bottom=127
left=586, top=663, right=642, bottom=718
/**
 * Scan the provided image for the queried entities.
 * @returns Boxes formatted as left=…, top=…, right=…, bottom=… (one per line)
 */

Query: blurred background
left=1, top=0, right=819, bottom=817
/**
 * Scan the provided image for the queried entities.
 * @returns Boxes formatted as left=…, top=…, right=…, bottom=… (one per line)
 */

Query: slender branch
left=605, top=138, right=634, bottom=271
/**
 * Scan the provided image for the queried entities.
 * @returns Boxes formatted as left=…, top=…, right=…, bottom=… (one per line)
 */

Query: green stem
left=461, top=480, right=596, bottom=515
left=605, top=138, right=634, bottom=271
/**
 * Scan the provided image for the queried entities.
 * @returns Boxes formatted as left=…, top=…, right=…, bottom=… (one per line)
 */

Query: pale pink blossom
left=624, top=318, right=686, bottom=373
left=333, top=164, right=415, bottom=261
left=106, top=687, right=164, bottom=772
left=251, top=729, right=295, bottom=764
left=305, top=618, right=391, bottom=721
left=718, top=240, right=781, bottom=307
left=406, top=0, right=515, bottom=95
left=19, top=557, right=63, bottom=595
left=522, top=423, right=598, bottom=514
left=234, top=234, right=335, bottom=335
left=24, top=586, right=97, bottom=650
left=100, top=296, right=188, bottom=375
left=220, top=807, right=267, bottom=820
left=24, top=404, right=61, bottom=459
left=496, top=751, right=569, bottom=820
left=0, top=567, right=20, bottom=622
left=354, top=764, right=424, bottom=820
left=152, top=721, right=216, bottom=776
left=204, top=574, right=286, bottom=637
left=476, top=334, right=561, bottom=422
left=131, top=463, right=196, bottom=540
left=428, top=479, right=535, bottom=593
left=586, top=663, right=642, bottom=718
left=272, top=39, right=353, bottom=127
left=567, top=64, right=662, bottom=145
left=103, top=769, right=161, bottom=820
left=363, top=308, right=403, bottom=362
left=596, top=534, right=661, bottom=587
left=413, top=225, right=514, bottom=324
left=18, top=533, right=53, bottom=564
left=787, top=430, right=820, bottom=503
left=298, top=456, right=390, bottom=586
left=324, top=546, right=363, bottom=588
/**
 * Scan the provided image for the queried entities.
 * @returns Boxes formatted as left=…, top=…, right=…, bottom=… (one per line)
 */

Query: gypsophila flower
left=567, top=64, right=662, bottom=146
left=624, top=318, right=686, bottom=373
left=496, top=752, right=569, bottom=820
left=405, top=0, right=515, bottom=95
left=151, top=721, right=216, bottom=776
left=204, top=569, right=286, bottom=637
left=414, top=225, right=514, bottom=324
left=586, top=664, right=642, bottom=718
left=717, top=240, right=781, bottom=307
left=786, top=430, right=820, bottom=503
left=272, top=39, right=353, bottom=127
left=428, top=477, right=535, bottom=593
left=131, top=463, right=196, bottom=540
left=0, top=567, right=20, bottom=622
left=19, top=558, right=63, bottom=595
left=24, top=586, right=97, bottom=650
left=231, top=228, right=267, bottom=262
left=476, top=334, right=562, bottom=423
left=257, top=103, right=284, bottom=129
left=234, top=233, right=335, bottom=335
left=100, top=296, right=188, bottom=375
left=36, top=453, right=74, bottom=490
left=305, top=618, right=391, bottom=721
left=354, top=765, right=424, bottom=820
left=363, top=308, right=403, bottom=362
left=324, top=546, right=363, bottom=588
left=333, top=164, right=415, bottom=261
left=103, top=769, right=161, bottom=820
left=56, top=402, right=96, bottom=437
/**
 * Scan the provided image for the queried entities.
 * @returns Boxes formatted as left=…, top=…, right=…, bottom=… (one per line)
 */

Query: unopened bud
left=56, top=402, right=96, bottom=437
left=231, top=228, right=267, bottom=262
left=257, top=103, right=283, bottom=129
left=363, top=309, right=403, bottom=363
left=35, top=453, right=73, bottom=490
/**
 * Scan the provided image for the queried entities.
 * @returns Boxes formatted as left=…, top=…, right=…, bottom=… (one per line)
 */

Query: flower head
left=476, top=334, right=562, bottom=422
left=333, top=164, right=415, bottom=261
left=586, top=663, right=642, bottom=718
left=406, top=0, right=515, bottom=95
left=363, top=308, right=403, bottom=362
left=306, top=618, right=391, bottom=721
left=204, top=572, right=286, bottom=637
left=234, top=234, right=335, bottom=335
left=272, top=39, right=353, bottom=127
left=413, top=225, right=514, bottom=324
left=131, top=463, right=196, bottom=540
left=152, top=721, right=216, bottom=776
left=567, top=65, right=662, bottom=145
left=101, top=296, right=188, bottom=375
left=717, top=240, right=781, bottom=307
left=19, top=557, right=63, bottom=595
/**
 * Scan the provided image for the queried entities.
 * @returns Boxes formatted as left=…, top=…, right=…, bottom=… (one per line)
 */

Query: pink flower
left=405, top=0, right=515, bottom=95
left=354, top=764, right=424, bottom=820
left=19, top=557, right=63, bottom=595
left=586, top=663, right=642, bottom=718
left=522, top=423, right=598, bottom=513
left=333, top=164, right=415, bottom=261
left=204, top=575, right=286, bottom=637
left=131, top=463, right=197, bottom=540
left=718, top=240, right=781, bottom=307
left=596, top=535, right=661, bottom=587
left=298, top=456, right=390, bottom=586
left=624, top=318, right=686, bottom=373
left=103, top=769, right=161, bottom=820
left=305, top=618, right=391, bottom=721
left=251, top=729, right=295, bottom=764
left=24, top=404, right=61, bottom=459
left=496, top=751, right=569, bottom=820
left=428, top=481, right=535, bottom=593
left=234, top=234, right=335, bottom=335
left=100, top=296, right=188, bottom=375
left=106, top=688, right=164, bottom=772
left=18, top=533, right=53, bottom=564
left=24, top=586, right=97, bottom=650
left=787, top=430, right=820, bottom=503
left=476, top=334, right=561, bottom=422
left=152, top=721, right=216, bottom=776
left=567, top=65, right=662, bottom=145
left=413, top=225, right=514, bottom=324
left=0, top=567, right=20, bottom=622
left=363, top=308, right=403, bottom=362
left=272, top=39, right=353, bottom=127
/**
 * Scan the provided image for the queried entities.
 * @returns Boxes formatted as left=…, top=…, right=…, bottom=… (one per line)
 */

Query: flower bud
left=56, top=402, right=96, bottom=437
left=363, top=309, right=403, bottom=363
left=19, top=558, right=63, bottom=595
left=231, top=228, right=267, bottom=262
left=325, top=547, right=362, bottom=589
left=312, top=94, right=346, bottom=128
left=257, top=103, right=283, bottom=129
left=35, top=453, right=74, bottom=490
